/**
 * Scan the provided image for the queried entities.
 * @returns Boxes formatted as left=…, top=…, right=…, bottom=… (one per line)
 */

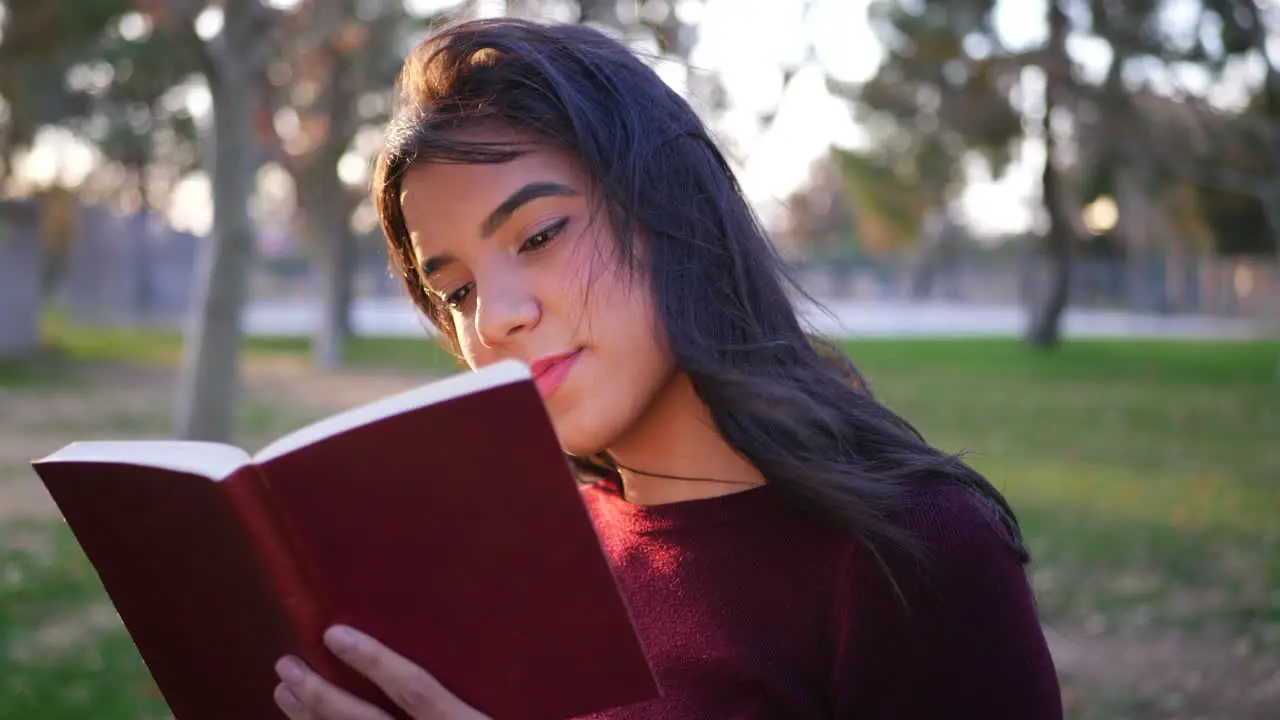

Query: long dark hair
left=372, top=17, right=1029, bottom=575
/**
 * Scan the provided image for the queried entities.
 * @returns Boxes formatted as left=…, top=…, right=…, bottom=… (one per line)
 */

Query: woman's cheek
left=455, top=324, right=487, bottom=370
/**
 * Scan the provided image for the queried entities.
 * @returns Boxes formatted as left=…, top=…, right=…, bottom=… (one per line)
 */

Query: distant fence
left=55, top=206, right=201, bottom=327
left=47, top=209, right=1280, bottom=332
left=0, top=201, right=41, bottom=357
left=247, top=253, right=1279, bottom=319
left=790, top=254, right=1280, bottom=321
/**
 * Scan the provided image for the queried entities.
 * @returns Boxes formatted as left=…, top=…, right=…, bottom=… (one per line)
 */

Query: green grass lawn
left=0, top=316, right=460, bottom=390
left=842, top=340, right=1280, bottom=645
left=2, top=327, right=1278, bottom=718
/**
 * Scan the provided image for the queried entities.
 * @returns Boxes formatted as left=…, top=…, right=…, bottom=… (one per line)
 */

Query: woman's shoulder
left=841, top=479, right=1030, bottom=599
left=820, top=480, right=1048, bottom=701
left=893, top=480, right=1020, bottom=549
left=832, top=481, right=1062, bottom=717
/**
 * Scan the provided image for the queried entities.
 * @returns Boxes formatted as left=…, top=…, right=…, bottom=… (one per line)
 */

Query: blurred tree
left=829, top=147, right=929, bottom=255
left=1024, top=0, right=1073, bottom=347
left=253, top=0, right=415, bottom=369
left=36, top=185, right=78, bottom=298
left=1184, top=0, right=1279, bottom=255
left=59, top=15, right=206, bottom=318
left=573, top=0, right=698, bottom=56
left=76, top=14, right=204, bottom=213
left=833, top=0, right=1025, bottom=305
left=567, top=0, right=721, bottom=122
left=0, top=198, right=42, bottom=357
left=1078, top=0, right=1279, bottom=263
left=142, top=0, right=278, bottom=442
left=852, top=0, right=1023, bottom=192
left=576, top=0, right=622, bottom=27
left=0, top=0, right=132, bottom=177
left=0, top=1, right=203, bottom=334
left=779, top=153, right=860, bottom=258
left=848, top=0, right=1279, bottom=345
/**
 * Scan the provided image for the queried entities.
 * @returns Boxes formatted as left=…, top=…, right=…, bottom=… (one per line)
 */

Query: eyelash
left=438, top=217, right=570, bottom=310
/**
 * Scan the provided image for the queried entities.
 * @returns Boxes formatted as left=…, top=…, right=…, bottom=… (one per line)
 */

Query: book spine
left=221, top=466, right=350, bottom=686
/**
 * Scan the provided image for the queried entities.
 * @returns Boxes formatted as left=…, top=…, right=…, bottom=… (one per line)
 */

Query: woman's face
left=398, top=129, right=677, bottom=456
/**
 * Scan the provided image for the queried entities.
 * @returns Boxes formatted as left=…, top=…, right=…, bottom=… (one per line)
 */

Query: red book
left=31, top=360, right=658, bottom=720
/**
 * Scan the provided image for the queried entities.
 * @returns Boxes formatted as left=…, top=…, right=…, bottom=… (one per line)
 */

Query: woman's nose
left=474, top=280, right=541, bottom=347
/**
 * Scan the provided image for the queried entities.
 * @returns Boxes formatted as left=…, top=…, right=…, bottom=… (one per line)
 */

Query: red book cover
left=32, top=360, right=659, bottom=720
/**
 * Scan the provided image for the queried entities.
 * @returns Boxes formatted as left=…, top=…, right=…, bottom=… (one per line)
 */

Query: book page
left=253, top=359, right=531, bottom=464
left=35, top=441, right=251, bottom=480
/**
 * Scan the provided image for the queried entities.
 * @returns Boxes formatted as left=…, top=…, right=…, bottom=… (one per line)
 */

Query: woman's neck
left=605, top=372, right=766, bottom=506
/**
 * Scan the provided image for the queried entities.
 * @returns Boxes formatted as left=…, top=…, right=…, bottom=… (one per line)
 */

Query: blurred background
left=0, top=0, right=1277, bottom=717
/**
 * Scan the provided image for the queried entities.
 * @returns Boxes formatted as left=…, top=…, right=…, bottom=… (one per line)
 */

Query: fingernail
left=276, top=657, right=304, bottom=684
left=324, top=625, right=357, bottom=654
left=274, top=683, right=302, bottom=712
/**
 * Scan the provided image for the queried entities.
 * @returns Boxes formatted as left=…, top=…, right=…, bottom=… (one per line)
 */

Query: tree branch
left=205, top=0, right=277, bottom=78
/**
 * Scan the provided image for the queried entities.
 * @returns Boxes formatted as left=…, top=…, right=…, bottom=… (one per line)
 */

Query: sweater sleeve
left=832, top=486, right=1064, bottom=719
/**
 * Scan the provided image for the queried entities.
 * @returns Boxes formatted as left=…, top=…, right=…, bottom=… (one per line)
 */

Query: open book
left=32, top=359, right=658, bottom=720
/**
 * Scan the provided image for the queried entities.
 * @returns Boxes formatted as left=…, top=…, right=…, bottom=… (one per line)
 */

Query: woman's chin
left=549, top=394, right=642, bottom=462
left=552, top=419, right=615, bottom=460
left=558, top=437, right=609, bottom=460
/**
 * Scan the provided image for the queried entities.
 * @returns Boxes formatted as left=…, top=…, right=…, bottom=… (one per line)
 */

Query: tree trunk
left=1115, top=169, right=1150, bottom=311
left=1025, top=0, right=1073, bottom=348
left=576, top=0, right=622, bottom=28
left=132, top=160, right=155, bottom=324
left=0, top=200, right=42, bottom=358
left=314, top=227, right=356, bottom=371
left=265, top=0, right=369, bottom=370
left=1241, top=2, right=1280, bottom=378
left=1244, top=0, right=1280, bottom=255
left=1026, top=131, right=1073, bottom=347
left=304, top=169, right=356, bottom=370
left=172, top=1, right=271, bottom=442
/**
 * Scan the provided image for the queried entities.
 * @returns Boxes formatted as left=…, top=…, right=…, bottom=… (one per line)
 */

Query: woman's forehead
left=405, top=144, right=577, bottom=190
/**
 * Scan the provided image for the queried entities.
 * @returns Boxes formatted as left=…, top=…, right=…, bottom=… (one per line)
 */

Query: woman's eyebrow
left=480, top=181, right=578, bottom=238
left=420, top=181, right=580, bottom=278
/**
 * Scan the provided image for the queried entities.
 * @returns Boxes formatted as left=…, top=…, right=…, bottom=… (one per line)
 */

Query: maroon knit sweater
left=574, top=478, right=1063, bottom=720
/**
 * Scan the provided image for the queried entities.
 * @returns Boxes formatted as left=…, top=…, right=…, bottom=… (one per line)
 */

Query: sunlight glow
left=12, top=128, right=98, bottom=189
left=1082, top=195, right=1119, bottom=235
left=117, top=12, right=153, bottom=42
left=169, top=175, right=214, bottom=235
left=337, top=153, right=370, bottom=187
left=404, top=0, right=467, bottom=16
left=194, top=7, right=224, bottom=41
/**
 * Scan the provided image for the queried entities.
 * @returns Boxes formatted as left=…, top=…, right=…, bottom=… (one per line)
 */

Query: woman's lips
left=529, top=349, right=582, bottom=399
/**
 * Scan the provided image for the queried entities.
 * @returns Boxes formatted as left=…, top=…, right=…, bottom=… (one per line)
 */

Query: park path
left=0, top=357, right=426, bottom=518
left=242, top=297, right=1275, bottom=341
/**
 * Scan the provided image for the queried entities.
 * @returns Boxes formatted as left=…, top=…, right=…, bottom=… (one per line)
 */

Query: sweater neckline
left=582, top=474, right=787, bottom=534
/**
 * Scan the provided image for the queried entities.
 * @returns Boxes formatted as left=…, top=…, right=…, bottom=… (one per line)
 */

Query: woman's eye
left=521, top=217, right=569, bottom=252
left=443, top=283, right=473, bottom=309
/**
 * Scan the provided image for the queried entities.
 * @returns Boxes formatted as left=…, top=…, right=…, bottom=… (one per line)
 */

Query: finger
left=276, top=656, right=394, bottom=720
left=274, top=682, right=311, bottom=720
left=324, top=625, right=485, bottom=719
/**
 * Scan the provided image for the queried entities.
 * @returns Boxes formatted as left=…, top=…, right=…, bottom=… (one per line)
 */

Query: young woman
left=271, top=17, right=1063, bottom=720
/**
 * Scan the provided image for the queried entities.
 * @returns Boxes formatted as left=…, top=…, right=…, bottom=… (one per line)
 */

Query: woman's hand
left=274, top=625, right=490, bottom=719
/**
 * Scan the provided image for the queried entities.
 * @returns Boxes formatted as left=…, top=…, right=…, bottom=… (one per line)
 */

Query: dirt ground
left=2, top=359, right=1277, bottom=719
